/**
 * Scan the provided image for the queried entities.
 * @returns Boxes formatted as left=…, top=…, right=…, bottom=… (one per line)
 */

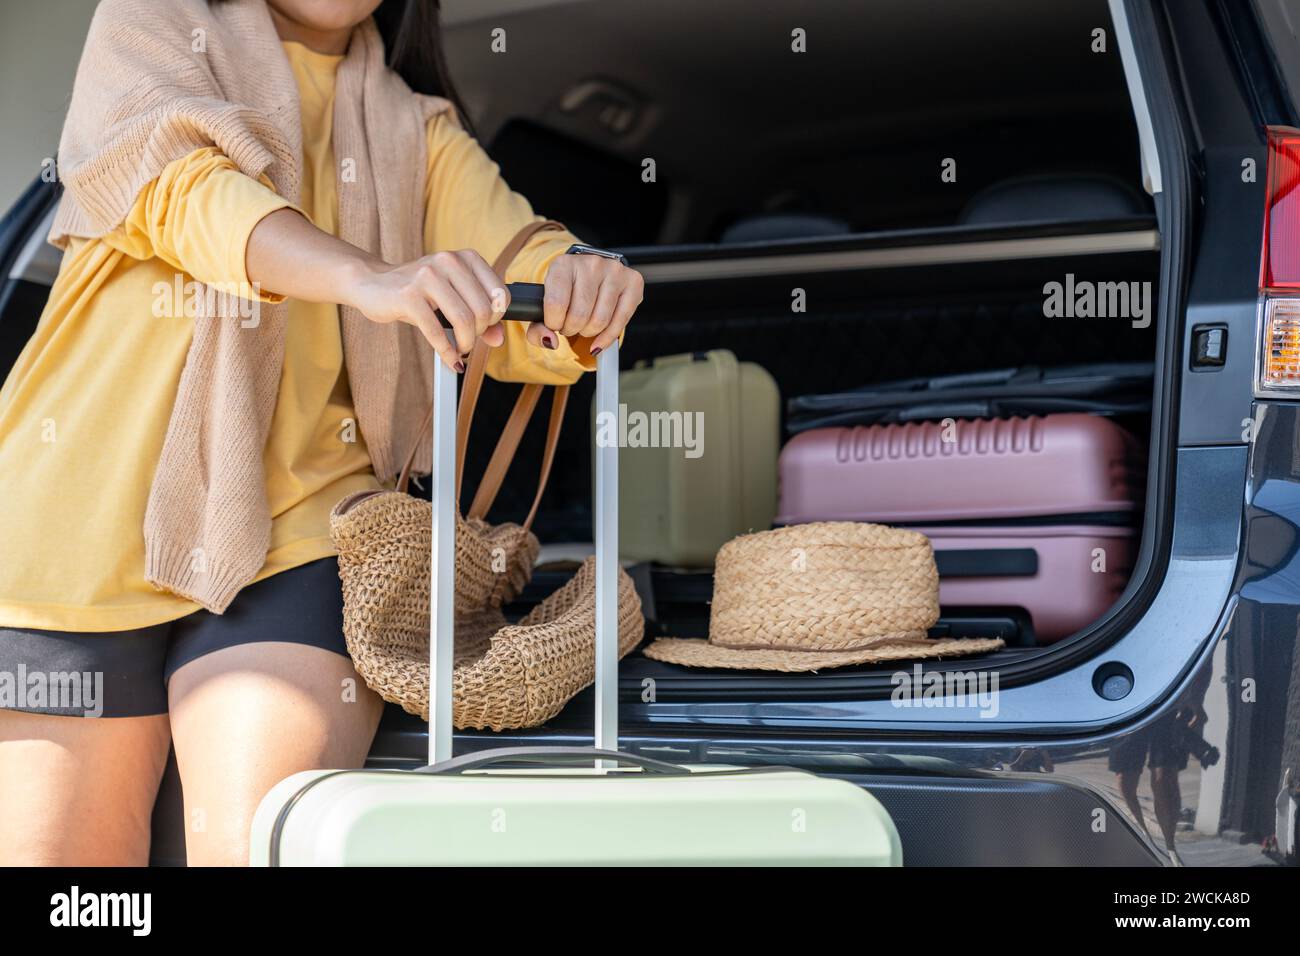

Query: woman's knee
left=169, top=643, right=382, bottom=866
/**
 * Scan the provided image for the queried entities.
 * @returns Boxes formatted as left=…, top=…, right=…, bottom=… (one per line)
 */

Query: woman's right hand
left=346, top=249, right=510, bottom=371
left=245, top=210, right=511, bottom=371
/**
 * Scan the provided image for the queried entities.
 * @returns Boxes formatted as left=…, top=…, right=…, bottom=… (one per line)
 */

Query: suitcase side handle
left=934, top=547, right=1039, bottom=578
left=418, top=747, right=686, bottom=776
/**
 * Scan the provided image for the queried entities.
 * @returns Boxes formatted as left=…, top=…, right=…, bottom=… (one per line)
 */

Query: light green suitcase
left=605, top=349, right=779, bottom=567
left=251, top=753, right=901, bottom=866
left=251, top=288, right=901, bottom=867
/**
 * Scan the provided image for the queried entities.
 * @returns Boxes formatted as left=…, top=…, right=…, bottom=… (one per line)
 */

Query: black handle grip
left=417, top=746, right=690, bottom=776
left=434, top=282, right=544, bottom=330
left=503, top=282, right=544, bottom=321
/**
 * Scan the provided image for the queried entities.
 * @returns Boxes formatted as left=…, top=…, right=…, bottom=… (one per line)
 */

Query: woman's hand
left=346, top=249, right=511, bottom=371
left=244, top=208, right=643, bottom=369
left=247, top=211, right=505, bottom=370
left=529, top=254, right=644, bottom=355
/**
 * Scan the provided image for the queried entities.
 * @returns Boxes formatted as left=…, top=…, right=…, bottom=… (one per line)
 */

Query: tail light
left=1258, top=126, right=1300, bottom=391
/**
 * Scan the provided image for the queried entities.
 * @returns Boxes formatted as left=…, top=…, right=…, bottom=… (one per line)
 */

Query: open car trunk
left=460, top=215, right=1162, bottom=702
left=442, top=0, right=1167, bottom=705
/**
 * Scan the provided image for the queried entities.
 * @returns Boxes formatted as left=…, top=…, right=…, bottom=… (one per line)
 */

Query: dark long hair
left=371, top=0, right=474, bottom=134
left=213, top=1, right=474, bottom=134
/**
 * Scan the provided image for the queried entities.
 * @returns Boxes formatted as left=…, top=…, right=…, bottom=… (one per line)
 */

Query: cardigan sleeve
left=102, top=146, right=292, bottom=302
left=422, top=114, right=599, bottom=386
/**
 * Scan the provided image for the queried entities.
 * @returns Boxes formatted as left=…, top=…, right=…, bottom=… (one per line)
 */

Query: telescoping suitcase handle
left=427, top=282, right=620, bottom=766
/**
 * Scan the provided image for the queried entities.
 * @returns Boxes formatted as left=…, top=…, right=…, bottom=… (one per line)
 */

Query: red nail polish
left=454, top=361, right=465, bottom=373
left=590, top=346, right=603, bottom=356
left=544, top=334, right=558, bottom=350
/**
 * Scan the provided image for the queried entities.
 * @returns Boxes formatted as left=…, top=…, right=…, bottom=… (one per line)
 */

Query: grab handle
left=420, top=747, right=688, bottom=776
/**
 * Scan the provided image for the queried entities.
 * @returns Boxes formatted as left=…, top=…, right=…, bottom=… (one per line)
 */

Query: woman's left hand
left=528, top=254, right=644, bottom=355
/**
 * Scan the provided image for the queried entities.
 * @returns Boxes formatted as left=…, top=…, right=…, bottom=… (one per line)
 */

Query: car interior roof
left=443, top=0, right=1143, bottom=240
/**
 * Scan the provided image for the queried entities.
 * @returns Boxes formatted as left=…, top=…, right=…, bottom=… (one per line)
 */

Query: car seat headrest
left=720, top=213, right=852, bottom=244
left=958, top=174, right=1149, bottom=226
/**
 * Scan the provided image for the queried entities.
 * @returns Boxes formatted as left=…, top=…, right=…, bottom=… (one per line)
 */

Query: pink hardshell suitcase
left=775, top=414, right=1144, bottom=643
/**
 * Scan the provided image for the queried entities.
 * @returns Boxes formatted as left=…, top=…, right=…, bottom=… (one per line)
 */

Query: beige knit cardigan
left=50, top=0, right=453, bottom=613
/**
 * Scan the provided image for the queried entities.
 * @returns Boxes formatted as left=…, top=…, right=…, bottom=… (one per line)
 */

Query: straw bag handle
left=427, top=277, right=621, bottom=767
left=397, top=221, right=567, bottom=532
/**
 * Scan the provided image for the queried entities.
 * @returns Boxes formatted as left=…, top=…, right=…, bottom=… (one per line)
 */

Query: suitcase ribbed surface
left=778, top=413, right=1144, bottom=524
left=833, top=416, right=1048, bottom=461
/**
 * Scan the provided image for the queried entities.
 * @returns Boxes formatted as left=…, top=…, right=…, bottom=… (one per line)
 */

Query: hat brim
left=642, top=636, right=1005, bottom=672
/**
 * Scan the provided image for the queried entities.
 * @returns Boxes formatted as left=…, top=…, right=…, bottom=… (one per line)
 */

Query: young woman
left=0, top=0, right=642, bottom=866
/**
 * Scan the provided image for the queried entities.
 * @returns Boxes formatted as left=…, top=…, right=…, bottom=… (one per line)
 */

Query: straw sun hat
left=643, top=522, right=1004, bottom=671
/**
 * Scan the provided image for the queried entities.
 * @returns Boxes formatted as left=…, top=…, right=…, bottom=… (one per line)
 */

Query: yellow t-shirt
left=0, top=40, right=589, bottom=631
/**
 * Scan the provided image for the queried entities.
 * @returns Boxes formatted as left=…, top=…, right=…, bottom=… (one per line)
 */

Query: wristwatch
left=566, top=243, right=629, bottom=267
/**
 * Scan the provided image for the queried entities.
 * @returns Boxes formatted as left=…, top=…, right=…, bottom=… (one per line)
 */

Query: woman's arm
left=108, top=144, right=547, bottom=374
left=422, top=115, right=643, bottom=368
left=247, top=116, right=645, bottom=373
left=245, top=206, right=512, bottom=371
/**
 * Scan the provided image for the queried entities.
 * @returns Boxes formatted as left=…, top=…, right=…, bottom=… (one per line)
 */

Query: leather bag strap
left=467, top=383, right=570, bottom=529
left=396, top=220, right=568, bottom=530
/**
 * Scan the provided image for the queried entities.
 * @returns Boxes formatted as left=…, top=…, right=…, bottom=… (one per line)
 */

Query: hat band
left=707, top=631, right=935, bottom=653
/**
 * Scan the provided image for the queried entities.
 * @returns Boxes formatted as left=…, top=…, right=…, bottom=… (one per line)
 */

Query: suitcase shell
left=775, top=414, right=1144, bottom=645
left=918, top=524, right=1135, bottom=643
left=610, top=349, right=779, bottom=566
left=251, top=764, right=901, bottom=866
left=254, top=298, right=901, bottom=867
left=776, top=413, right=1143, bottom=525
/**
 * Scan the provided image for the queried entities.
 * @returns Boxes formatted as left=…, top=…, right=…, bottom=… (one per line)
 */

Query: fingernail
left=543, top=334, right=558, bottom=350
left=590, top=346, right=603, bottom=356
left=454, top=361, right=465, bottom=373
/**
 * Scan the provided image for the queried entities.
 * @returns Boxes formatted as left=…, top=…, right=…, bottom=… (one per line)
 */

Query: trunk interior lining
left=454, top=218, right=1164, bottom=694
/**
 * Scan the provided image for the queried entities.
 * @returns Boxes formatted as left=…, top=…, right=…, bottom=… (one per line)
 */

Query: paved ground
left=1055, top=755, right=1272, bottom=867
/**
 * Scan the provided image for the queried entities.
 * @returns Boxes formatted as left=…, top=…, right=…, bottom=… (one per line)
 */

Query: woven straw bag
left=331, top=223, right=643, bottom=730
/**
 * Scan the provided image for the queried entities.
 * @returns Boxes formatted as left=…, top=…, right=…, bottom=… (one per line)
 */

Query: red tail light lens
left=1258, top=127, right=1300, bottom=393
left=1262, top=126, right=1300, bottom=291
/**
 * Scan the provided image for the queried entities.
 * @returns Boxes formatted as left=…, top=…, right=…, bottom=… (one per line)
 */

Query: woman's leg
left=0, top=710, right=171, bottom=865
left=0, top=625, right=174, bottom=865
left=167, top=641, right=383, bottom=867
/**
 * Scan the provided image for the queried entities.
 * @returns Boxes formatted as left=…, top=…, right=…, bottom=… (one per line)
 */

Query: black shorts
left=1107, top=712, right=1192, bottom=774
left=0, top=558, right=349, bottom=718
